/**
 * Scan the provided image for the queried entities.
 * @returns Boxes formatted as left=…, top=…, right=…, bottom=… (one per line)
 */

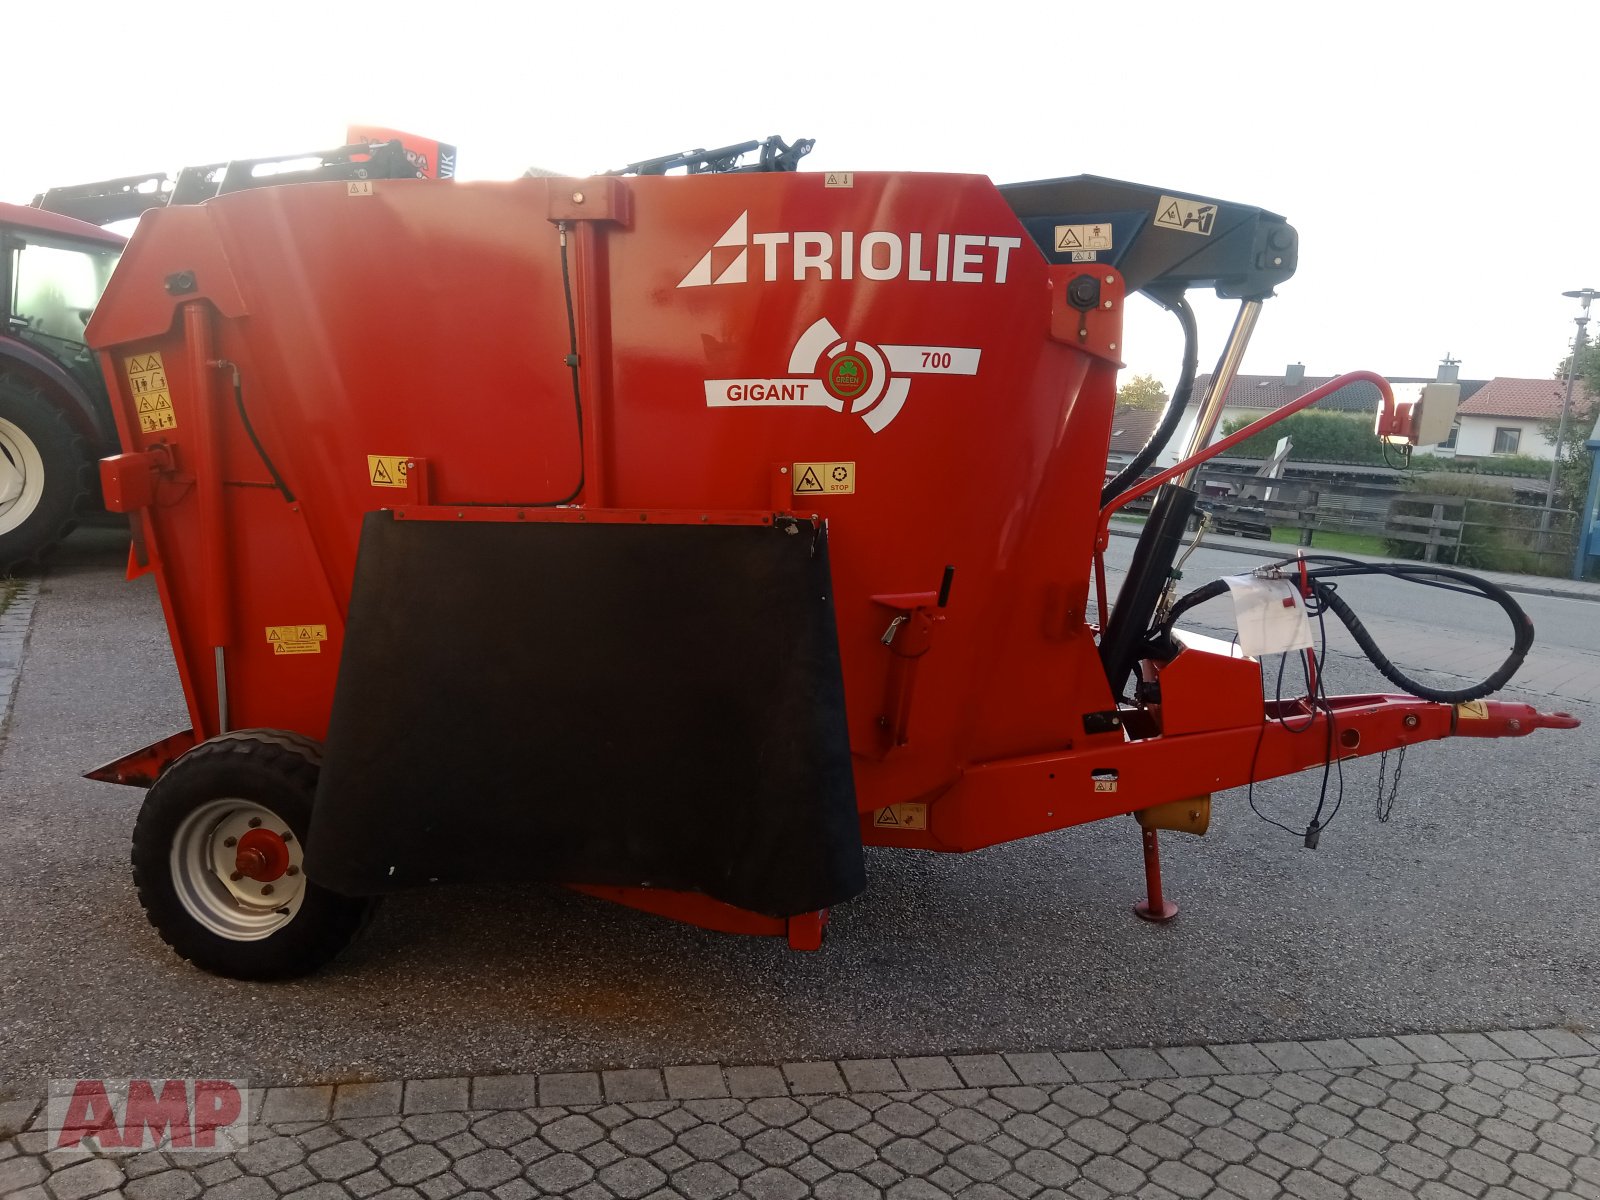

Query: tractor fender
left=0, top=341, right=116, bottom=452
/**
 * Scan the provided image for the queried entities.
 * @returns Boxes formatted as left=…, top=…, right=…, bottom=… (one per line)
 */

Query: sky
left=6, top=0, right=1596, bottom=395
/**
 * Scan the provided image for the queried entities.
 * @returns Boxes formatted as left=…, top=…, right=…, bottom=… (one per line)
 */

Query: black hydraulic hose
left=227, top=367, right=295, bottom=503
left=1100, top=292, right=1199, bottom=507
left=1157, top=556, right=1535, bottom=704
left=1100, top=483, right=1197, bottom=698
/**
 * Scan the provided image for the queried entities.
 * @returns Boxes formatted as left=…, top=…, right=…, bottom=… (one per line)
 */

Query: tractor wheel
left=0, top=369, right=94, bottom=572
left=131, top=729, right=376, bottom=980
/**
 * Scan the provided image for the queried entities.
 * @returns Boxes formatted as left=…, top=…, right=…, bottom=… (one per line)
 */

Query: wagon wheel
left=130, top=729, right=376, bottom=980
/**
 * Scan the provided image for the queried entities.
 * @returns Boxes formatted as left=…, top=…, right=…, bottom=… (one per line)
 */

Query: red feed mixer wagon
left=81, top=144, right=1577, bottom=979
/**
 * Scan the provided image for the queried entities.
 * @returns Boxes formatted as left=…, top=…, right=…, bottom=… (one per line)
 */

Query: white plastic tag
left=1222, top=574, right=1314, bottom=657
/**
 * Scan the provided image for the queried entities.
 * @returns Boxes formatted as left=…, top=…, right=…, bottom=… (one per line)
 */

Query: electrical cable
left=1242, top=588, right=1345, bottom=845
left=1101, top=292, right=1199, bottom=507
left=1156, top=555, right=1534, bottom=704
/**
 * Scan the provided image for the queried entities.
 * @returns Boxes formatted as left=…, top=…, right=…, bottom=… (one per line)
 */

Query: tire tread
left=131, top=729, right=373, bottom=980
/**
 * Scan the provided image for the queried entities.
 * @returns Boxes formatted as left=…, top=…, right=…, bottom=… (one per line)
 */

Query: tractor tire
left=0, top=369, right=94, bottom=572
left=131, top=729, right=376, bottom=980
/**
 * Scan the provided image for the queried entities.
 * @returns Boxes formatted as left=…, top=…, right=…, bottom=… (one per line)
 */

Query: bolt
left=261, top=885, right=274, bottom=896
left=229, top=871, right=243, bottom=882
left=1508, top=719, right=1521, bottom=732
left=1403, top=714, right=1420, bottom=729
left=223, top=836, right=237, bottom=847
left=1102, top=300, right=1113, bottom=309
left=572, top=191, right=585, bottom=203
left=286, top=866, right=299, bottom=876
left=1105, top=275, right=1115, bottom=284
left=280, top=832, right=293, bottom=843
left=1109, top=342, right=1117, bottom=350
left=248, top=817, right=262, bottom=828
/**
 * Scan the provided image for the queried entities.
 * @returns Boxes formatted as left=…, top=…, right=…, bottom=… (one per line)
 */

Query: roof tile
left=1455, top=376, right=1592, bottom=420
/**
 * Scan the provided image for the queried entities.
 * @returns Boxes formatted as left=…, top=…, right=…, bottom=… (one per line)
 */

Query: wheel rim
left=169, top=799, right=308, bottom=941
left=0, top=415, right=46, bottom=536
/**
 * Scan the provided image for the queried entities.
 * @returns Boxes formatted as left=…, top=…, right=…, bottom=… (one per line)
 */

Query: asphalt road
left=1, top=527, right=1594, bottom=1095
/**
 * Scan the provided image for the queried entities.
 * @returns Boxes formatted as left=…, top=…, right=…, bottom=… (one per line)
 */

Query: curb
left=10, top=1027, right=1599, bottom=1126
left=0, top=578, right=40, bottom=746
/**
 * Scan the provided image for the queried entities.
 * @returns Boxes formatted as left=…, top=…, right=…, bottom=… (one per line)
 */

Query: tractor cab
left=3, top=205, right=123, bottom=397
left=0, top=204, right=124, bottom=568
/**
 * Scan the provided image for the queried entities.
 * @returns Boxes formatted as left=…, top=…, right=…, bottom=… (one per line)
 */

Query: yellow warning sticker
left=793, top=461, right=855, bottom=496
left=265, top=625, right=328, bottom=655
left=124, top=352, right=177, bottom=434
left=367, top=455, right=410, bottom=488
left=872, top=803, right=927, bottom=831
left=1456, top=700, right=1490, bottom=720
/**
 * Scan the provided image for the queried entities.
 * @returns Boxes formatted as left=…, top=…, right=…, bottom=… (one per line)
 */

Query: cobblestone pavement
left=3, top=1029, right=1597, bottom=1199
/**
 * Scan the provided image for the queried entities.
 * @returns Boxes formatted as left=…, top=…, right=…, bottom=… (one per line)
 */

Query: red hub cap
left=234, top=828, right=291, bottom=882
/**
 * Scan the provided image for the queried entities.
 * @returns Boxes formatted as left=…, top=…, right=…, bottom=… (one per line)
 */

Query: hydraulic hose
left=1157, top=555, right=1535, bottom=704
left=1100, top=292, right=1199, bottom=507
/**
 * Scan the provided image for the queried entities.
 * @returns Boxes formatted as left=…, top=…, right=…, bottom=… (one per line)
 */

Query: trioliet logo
left=678, top=212, right=1024, bottom=289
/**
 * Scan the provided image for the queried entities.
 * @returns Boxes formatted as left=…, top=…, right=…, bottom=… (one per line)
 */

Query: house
left=1433, top=377, right=1594, bottom=461
left=1105, top=404, right=1164, bottom=473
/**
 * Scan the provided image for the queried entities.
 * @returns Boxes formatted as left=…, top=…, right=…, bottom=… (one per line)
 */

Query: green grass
left=0, top=578, right=17, bottom=618
left=1270, top=527, right=1387, bottom=555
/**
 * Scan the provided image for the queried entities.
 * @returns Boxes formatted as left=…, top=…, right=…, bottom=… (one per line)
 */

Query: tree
left=1543, top=339, right=1599, bottom=509
left=1116, top=373, right=1167, bottom=411
left=1222, top=410, right=1386, bottom=464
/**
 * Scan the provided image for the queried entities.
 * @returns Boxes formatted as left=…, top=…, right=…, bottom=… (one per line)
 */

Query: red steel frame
left=83, top=172, right=1578, bottom=944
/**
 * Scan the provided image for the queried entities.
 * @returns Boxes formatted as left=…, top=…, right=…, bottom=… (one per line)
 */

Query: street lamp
left=1545, top=288, right=1599, bottom=522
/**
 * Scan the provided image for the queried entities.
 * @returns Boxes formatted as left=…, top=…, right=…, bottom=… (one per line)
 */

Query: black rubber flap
left=306, top=513, right=864, bottom=916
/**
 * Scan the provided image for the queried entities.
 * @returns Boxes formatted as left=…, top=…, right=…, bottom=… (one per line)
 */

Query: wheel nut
left=248, top=817, right=262, bottom=828
left=280, top=832, right=294, bottom=843
left=229, top=871, right=243, bottom=881
left=286, top=866, right=299, bottom=876
left=223, top=836, right=237, bottom=847
left=261, top=885, right=274, bottom=896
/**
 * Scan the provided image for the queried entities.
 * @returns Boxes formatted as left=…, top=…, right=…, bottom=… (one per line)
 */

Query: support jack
left=1134, top=826, right=1179, bottom=922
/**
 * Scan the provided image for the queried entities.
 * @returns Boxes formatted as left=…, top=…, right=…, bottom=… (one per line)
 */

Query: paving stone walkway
left=3, top=1029, right=1597, bottom=1199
